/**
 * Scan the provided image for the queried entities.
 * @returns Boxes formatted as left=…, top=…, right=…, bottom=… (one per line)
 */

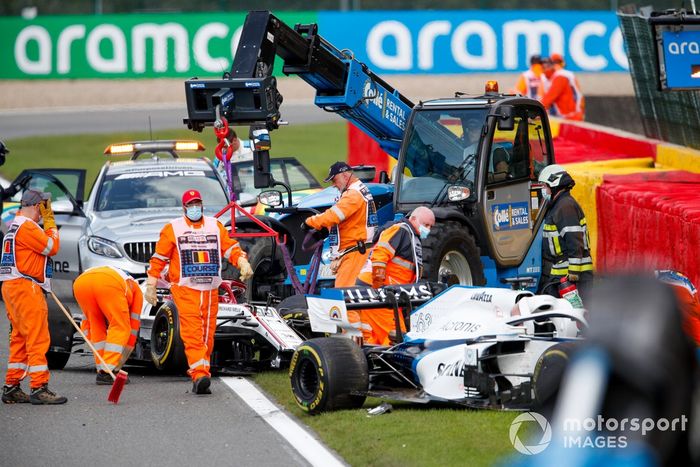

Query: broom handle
left=49, top=291, right=116, bottom=381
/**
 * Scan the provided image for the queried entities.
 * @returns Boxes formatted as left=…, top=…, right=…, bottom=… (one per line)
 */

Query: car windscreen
left=232, top=159, right=320, bottom=203
left=95, top=167, right=228, bottom=212
left=397, top=108, right=488, bottom=204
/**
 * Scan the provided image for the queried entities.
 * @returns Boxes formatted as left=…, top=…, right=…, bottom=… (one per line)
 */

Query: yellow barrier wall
left=563, top=158, right=659, bottom=267
left=656, top=144, right=700, bottom=173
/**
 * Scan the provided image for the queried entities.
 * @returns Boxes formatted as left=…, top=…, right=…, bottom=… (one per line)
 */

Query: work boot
left=96, top=371, right=112, bottom=385
left=29, top=385, right=67, bottom=405
left=97, top=371, right=130, bottom=386
left=192, top=376, right=211, bottom=395
left=2, top=385, right=30, bottom=404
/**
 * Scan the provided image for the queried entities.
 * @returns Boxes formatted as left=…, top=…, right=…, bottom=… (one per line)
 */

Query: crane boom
left=183, top=10, right=413, bottom=158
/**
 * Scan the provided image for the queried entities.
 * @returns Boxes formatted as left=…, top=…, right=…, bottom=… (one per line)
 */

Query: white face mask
left=185, top=205, right=202, bottom=221
left=419, top=224, right=431, bottom=240
left=542, top=186, right=552, bottom=202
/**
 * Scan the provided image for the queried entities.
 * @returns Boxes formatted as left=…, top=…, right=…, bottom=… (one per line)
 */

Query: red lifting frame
left=212, top=117, right=278, bottom=241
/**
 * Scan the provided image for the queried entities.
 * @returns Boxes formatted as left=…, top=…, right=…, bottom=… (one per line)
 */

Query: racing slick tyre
left=234, top=239, right=285, bottom=303
left=290, top=337, right=368, bottom=414
left=150, top=301, right=188, bottom=373
left=46, top=300, right=74, bottom=370
left=278, top=294, right=325, bottom=340
left=532, top=342, right=579, bottom=410
left=421, top=220, right=485, bottom=286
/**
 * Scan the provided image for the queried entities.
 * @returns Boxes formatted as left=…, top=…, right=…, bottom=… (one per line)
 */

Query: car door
left=3, top=169, right=86, bottom=300
left=480, top=107, right=553, bottom=267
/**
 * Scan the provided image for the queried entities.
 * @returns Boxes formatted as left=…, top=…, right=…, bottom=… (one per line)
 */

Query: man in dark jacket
left=537, top=164, right=593, bottom=300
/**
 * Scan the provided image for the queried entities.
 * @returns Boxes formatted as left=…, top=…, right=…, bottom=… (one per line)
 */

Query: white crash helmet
left=538, top=164, right=567, bottom=188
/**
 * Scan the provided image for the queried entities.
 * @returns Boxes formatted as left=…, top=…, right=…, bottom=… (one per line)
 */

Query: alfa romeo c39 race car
left=288, top=284, right=587, bottom=414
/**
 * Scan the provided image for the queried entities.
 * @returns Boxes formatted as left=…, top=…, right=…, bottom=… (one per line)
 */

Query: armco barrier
left=597, top=172, right=700, bottom=289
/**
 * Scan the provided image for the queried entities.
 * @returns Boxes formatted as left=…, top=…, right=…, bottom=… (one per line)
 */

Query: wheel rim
left=152, top=315, right=169, bottom=357
left=439, top=250, right=473, bottom=285
left=296, top=358, right=320, bottom=400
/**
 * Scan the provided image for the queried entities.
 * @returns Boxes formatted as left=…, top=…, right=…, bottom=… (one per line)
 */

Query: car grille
left=124, top=242, right=156, bottom=264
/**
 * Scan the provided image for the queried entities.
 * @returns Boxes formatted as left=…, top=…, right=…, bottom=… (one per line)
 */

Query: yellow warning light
left=485, top=81, right=499, bottom=93
left=105, top=143, right=134, bottom=155
left=174, top=141, right=204, bottom=151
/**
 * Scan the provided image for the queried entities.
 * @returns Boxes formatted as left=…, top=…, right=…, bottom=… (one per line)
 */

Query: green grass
left=253, top=371, right=519, bottom=467
left=2, top=122, right=346, bottom=191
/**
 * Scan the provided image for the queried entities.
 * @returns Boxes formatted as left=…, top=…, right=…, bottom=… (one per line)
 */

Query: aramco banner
left=0, top=10, right=626, bottom=79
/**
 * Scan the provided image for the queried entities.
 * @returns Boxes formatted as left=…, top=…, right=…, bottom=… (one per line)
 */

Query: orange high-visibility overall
left=148, top=216, right=244, bottom=381
left=356, top=221, right=421, bottom=345
left=1, top=216, right=59, bottom=389
left=73, top=266, right=142, bottom=372
left=306, top=178, right=377, bottom=326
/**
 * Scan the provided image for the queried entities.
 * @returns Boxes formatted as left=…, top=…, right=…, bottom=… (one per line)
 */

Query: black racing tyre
left=46, top=299, right=74, bottom=370
left=532, top=342, right=579, bottom=408
left=289, top=337, right=369, bottom=414
left=232, top=238, right=285, bottom=303
left=421, top=220, right=485, bottom=286
left=150, top=301, right=188, bottom=373
left=277, top=294, right=320, bottom=340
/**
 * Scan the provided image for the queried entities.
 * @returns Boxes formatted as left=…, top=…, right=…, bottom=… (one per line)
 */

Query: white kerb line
left=220, top=376, right=345, bottom=467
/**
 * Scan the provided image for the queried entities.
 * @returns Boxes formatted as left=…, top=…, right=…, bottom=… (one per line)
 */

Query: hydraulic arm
left=183, top=10, right=413, bottom=158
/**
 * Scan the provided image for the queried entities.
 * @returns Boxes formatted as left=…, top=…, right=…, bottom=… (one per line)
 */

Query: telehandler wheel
left=289, top=337, right=368, bottom=414
left=421, top=220, right=485, bottom=285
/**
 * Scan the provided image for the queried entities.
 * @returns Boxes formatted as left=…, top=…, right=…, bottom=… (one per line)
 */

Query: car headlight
left=87, top=236, right=123, bottom=258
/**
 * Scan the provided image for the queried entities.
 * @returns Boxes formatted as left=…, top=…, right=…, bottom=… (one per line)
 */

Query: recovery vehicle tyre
left=233, top=238, right=285, bottom=303
left=532, top=342, right=579, bottom=408
left=421, top=220, right=485, bottom=286
left=289, top=337, right=369, bottom=414
left=150, top=301, right=188, bottom=373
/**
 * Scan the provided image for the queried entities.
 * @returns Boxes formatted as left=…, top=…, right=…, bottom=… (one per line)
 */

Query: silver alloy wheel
left=439, top=250, right=473, bottom=285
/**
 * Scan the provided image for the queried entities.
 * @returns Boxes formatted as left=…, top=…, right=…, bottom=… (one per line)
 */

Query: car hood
left=88, top=208, right=188, bottom=240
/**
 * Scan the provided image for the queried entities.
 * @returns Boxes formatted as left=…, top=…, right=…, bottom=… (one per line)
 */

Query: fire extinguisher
left=559, top=276, right=584, bottom=309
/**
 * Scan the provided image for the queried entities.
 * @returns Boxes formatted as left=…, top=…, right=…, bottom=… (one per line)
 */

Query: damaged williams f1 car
left=288, top=284, right=586, bottom=413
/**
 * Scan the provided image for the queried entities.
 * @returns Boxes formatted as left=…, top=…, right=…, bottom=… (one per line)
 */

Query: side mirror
left=497, top=105, right=515, bottom=132
left=258, top=190, right=283, bottom=207
left=352, top=165, right=376, bottom=183
left=446, top=185, right=471, bottom=202
left=379, top=170, right=390, bottom=184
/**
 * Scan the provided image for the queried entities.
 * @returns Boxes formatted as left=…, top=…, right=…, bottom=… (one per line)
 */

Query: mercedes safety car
left=288, top=283, right=587, bottom=413
left=0, top=140, right=233, bottom=369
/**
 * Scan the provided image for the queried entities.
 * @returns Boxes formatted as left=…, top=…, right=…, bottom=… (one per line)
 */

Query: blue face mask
left=185, top=205, right=202, bottom=221
left=419, top=225, right=431, bottom=240
left=542, top=190, right=551, bottom=202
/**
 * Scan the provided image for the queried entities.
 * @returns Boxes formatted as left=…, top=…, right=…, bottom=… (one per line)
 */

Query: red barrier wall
left=347, top=123, right=388, bottom=180
left=597, top=171, right=700, bottom=288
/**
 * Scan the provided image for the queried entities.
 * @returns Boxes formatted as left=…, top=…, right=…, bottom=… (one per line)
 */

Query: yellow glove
left=145, top=276, right=158, bottom=306
left=39, top=199, right=56, bottom=231
left=238, top=257, right=254, bottom=281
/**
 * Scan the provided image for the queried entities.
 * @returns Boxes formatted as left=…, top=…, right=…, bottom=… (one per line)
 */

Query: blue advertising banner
left=318, top=10, right=627, bottom=74
left=661, top=29, right=700, bottom=89
left=492, top=202, right=530, bottom=231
